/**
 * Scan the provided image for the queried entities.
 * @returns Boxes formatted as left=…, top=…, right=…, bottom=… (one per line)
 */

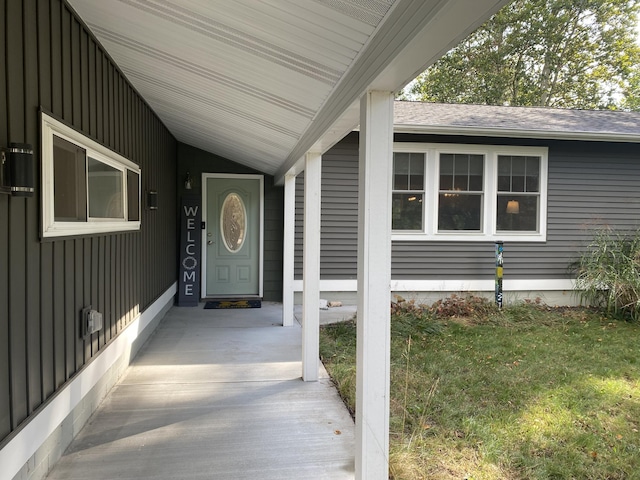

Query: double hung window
left=496, top=155, right=540, bottom=232
left=438, top=153, right=484, bottom=231
left=42, top=112, right=141, bottom=238
left=392, top=143, right=547, bottom=242
left=392, top=152, right=425, bottom=230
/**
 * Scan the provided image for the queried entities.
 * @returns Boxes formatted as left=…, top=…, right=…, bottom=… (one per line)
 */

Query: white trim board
left=0, top=283, right=177, bottom=480
left=293, top=279, right=576, bottom=292
left=40, top=112, right=142, bottom=238
left=394, top=125, right=640, bottom=144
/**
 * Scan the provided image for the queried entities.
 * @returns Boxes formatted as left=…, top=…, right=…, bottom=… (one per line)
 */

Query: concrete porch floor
left=45, top=303, right=356, bottom=480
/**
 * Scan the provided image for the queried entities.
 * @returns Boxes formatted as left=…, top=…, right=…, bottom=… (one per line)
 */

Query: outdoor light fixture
left=147, top=190, right=158, bottom=210
left=184, top=171, right=193, bottom=190
left=506, top=200, right=520, bottom=214
left=0, top=143, right=34, bottom=197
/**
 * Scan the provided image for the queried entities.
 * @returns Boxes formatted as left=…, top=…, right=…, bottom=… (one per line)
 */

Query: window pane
left=393, top=153, right=409, bottom=190
left=439, top=154, right=453, bottom=190
left=127, top=170, right=140, bottom=221
left=496, top=195, right=539, bottom=231
left=438, top=193, right=482, bottom=231
left=511, top=156, right=526, bottom=192
left=410, top=153, right=425, bottom=174
left=512, top=156, right=526, bottom=175
left=498, top=157, right=510, bottom=176
left=453, top=173, right=468, bottom=191
left=392, top=193, right=423, bottom=230
left=526, top=174, right=539, bottom=193
left=88, top=157, right=124, bottom=219
left=469, top=155, right=483, bottom=175
left=409, top=153, right=424, bottom=190
left=497, top=156, right=511, bottom=192
left=525, top=157, right=540, bottom=192
left=53, top=135, right=87, bottom=222
left=409, top=174, right=424, bottom=190
left=453, top=154, right=469, bottom=175
left=453, top=155, right=469, bottom=190
left=221, top=193, right=247, bottom=252
left=469, top=156, right=483, bottom=191
left=497, top=175, right=510, bottom=192
left=440, top=154, right=454, bottom=174
left=512, top=174, right=525, bottom=192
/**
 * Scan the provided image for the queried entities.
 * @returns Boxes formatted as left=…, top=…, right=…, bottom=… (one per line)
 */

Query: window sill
left=392, top=232, right=546, bottom=242
left=42, top=221, right=141, bottom=238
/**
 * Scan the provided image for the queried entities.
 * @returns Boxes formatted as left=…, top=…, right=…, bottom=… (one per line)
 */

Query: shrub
left=391, top=296, right=442, bottom=336
left=429, top=293, right=497, bottom=320
left=573, top=228, right=640, bottom=320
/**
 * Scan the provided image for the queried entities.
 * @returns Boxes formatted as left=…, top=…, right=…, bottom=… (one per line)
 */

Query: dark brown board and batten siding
left=294, top=132, right=640, bottom=282
left=0, top=0, right=177, bottom=444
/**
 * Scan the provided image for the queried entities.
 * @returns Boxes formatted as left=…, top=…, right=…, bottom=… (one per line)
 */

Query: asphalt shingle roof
left=394, top=101, right=640, bottom=139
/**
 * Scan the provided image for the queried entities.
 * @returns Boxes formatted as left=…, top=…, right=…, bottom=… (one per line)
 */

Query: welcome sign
left=178, top=194, right=202, bottom=306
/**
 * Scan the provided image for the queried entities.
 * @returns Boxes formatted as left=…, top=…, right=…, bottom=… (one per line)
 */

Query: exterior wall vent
left=81, top=306, right=104, bottom=338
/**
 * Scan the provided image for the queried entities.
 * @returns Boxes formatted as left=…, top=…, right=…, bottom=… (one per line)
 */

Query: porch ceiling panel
left=67, top=0, right=509, bottom=177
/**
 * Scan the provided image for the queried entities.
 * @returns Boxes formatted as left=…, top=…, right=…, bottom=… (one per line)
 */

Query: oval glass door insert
left=220, top=192, right=247, bottom=253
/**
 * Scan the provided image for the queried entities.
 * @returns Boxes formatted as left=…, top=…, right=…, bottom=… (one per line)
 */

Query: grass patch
left=319, top=298, right=640, bottom=479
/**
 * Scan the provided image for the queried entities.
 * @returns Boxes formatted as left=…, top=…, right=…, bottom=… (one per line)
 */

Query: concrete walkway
left=45, top=303, right=355, bottom=480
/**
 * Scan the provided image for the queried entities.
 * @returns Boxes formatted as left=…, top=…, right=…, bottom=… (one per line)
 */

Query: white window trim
left=392, top=143, right=548, bottom=242
left=41, top=112, right=141, bottom=238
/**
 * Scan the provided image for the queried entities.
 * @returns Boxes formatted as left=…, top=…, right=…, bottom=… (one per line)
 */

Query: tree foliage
left=409, top=0, right=640, bottom=110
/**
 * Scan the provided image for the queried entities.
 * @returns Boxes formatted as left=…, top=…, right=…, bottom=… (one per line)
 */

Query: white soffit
left=67, top=0, right=509, bottom=178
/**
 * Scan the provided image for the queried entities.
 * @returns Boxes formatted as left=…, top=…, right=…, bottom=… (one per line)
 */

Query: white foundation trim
left=1, top=283, right=177, bottom=480
left=293, top=278, right=576, bottom=292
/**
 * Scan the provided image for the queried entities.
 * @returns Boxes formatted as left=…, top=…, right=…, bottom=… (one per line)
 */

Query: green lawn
left=319, top=299, right=640, bottom=479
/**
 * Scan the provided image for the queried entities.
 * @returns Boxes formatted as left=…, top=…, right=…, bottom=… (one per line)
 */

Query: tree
left=408, top=0, right=640, bottom=110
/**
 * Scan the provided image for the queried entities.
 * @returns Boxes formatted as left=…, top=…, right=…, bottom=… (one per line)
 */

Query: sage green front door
left=205, top=176, right=262, bottom=297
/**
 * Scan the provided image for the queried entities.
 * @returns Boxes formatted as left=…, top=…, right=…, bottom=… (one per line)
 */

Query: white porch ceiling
left=67, top=0, right=510, bottom=181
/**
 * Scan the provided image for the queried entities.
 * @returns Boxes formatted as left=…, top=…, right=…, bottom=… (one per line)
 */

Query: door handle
left=207, top=240, right=213, bottom=245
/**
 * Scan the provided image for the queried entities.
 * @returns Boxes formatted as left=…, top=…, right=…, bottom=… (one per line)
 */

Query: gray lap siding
left=294, top=132, right=640, bottom=282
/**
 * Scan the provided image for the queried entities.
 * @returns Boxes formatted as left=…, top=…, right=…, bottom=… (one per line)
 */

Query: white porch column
left=282, top=173, right=296, bottom=327
left=356, top=90, right=394, bottom=479
left=302, top=151, right=322, bottom=381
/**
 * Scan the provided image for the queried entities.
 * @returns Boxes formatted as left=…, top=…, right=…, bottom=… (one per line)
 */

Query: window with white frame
left=496, top=155, right=540, bottom=232
left=392, top=143, right=548, bottom=242
left=41, top=112, right=141, bottom=238
left=438, top=153, right=484, bottom=231
left=392, top=152, right=425, bottom=230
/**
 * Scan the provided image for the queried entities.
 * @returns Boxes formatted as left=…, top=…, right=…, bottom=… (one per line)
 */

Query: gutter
left=394, top=124, right=640, bottom=143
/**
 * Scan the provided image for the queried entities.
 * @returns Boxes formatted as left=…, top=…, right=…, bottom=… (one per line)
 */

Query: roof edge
left=394, top=124, right=640, bottom=143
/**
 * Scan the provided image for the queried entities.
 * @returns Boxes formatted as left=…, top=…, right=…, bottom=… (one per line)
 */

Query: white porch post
left=355, top=90, right=394, bottom=479
left=302, top=152, right=322, bottom=381
left=282, top=173, right=296, bottom=327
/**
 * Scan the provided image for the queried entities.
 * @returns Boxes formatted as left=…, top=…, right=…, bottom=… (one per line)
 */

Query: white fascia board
left=275, top=0, right=509, bottom=184
left=293, top=279, right=576, bottom=292
left=370, top=0, right=510, bottom=91
left=394, top=124, right=640, bottom=144
left=1, top=283, right=177, bottom=480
